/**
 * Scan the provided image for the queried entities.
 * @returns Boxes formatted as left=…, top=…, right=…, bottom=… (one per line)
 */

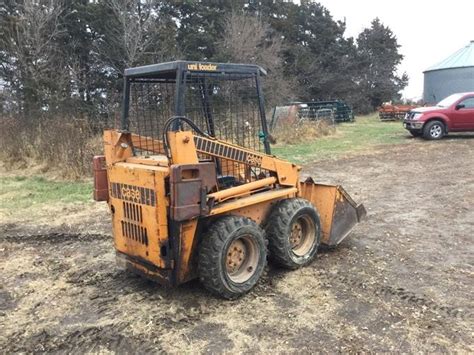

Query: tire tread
left=198, top=216, right=266, bottom=299
left=265, top=198, right=321, bottom=269
left=423, top=120, right=445, bottom=140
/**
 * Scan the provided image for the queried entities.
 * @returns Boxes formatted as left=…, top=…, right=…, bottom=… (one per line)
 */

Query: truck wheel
left=198, top=216, right=267, bottom=299
left=423, top=120, right=445, bottom=140
left=409, top=130, right=421, bottom=137
left=265, top=198, right=321, bottom=269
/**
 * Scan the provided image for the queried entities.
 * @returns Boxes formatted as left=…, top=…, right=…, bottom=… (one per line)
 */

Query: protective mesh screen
left=184, top=72, right=263, bottom=152
left=183, top=72, right=266, bottom=184
left=128, top=79, right=175, bottom=155
left=126, top=71, right=268, bottom=186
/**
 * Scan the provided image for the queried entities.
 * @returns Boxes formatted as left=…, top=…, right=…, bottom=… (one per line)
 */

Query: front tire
left=266, top=198, right=321, bottom=269
left=423, top=120, right=445, bottom=140
left=198, top=216, right=267, bottom=299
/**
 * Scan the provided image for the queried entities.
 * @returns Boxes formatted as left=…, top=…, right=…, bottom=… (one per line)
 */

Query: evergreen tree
left=356, top=18, right=408, bottom=112
left=0, top=1, right=409, bottom=119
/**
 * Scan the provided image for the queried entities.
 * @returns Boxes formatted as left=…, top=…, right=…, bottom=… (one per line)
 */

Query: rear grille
left=121, top=220, right=149, bottom=246
left=121, top=201, right=148, bottom=246
left=123, top=201, right=143, bottom=223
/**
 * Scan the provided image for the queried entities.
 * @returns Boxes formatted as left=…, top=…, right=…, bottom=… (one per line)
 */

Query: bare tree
left=97, top=0, right=175, bottom=72
left=218, top=12, right=296, bottom=107
left=2, top=0, right=66, bottom=117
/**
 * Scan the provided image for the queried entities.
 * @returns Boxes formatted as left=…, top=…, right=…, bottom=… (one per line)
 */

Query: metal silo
left=423, top=40, right=474, bottom=104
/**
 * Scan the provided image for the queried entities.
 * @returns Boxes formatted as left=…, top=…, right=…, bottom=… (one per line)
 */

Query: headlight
left=412, top=113, right=423, bottom=120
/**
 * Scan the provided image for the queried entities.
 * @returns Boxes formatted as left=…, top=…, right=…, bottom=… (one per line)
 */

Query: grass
left=0, top=176, right=92, bottom=211
left=272, top=113, right=407, bottom=163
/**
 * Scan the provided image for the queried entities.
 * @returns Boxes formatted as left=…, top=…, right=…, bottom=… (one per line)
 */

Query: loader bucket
left=300, top=177, right=366, bottom=246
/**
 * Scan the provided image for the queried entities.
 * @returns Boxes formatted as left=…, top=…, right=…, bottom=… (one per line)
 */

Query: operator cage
left=120, top=61, right=272, bottom=186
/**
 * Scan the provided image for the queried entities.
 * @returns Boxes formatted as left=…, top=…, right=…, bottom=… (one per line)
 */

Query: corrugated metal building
left=423, top=40, right=474, bottom=104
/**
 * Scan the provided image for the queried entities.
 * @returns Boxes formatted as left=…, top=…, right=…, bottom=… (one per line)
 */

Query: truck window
left=459, top=97, right=474, bottom=109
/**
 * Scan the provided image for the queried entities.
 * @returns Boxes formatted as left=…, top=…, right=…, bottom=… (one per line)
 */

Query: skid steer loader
left=94, top=61, right=366, bottom=299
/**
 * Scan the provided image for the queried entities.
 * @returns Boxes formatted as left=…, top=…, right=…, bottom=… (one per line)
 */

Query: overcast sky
left=313, top=0, right=474, bottom=100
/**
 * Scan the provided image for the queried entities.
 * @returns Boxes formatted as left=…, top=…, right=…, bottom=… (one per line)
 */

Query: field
left=272, top=114, right=405, bottom=162
left=1, top=118, right=473, bottom=353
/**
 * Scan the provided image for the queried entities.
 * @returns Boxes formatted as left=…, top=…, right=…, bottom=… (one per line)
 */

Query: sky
left=313, top=0, right=474, bottom=100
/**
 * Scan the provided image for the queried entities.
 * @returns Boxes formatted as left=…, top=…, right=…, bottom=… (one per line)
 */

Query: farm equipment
left=270, top=100, right=354, bottom=130
left=94, top=61, right=366, bottom=299
left=301, top=100, right=354, bottom=123
left=378, top=103, right=418, bottom=121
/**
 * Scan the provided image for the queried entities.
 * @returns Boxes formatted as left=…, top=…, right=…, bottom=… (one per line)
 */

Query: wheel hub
left=290, top=222, right=303, bottom=248
left=224, top=235, right=259, bottom=283
left=289, top=215, right=316, bottom=257
left=430, top=125, right=442, bottom=137
left=226, top=239, right=246, bottom=274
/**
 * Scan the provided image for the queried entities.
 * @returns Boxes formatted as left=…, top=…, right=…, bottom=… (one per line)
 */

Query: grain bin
left=423, top=40, right=474, bottom=104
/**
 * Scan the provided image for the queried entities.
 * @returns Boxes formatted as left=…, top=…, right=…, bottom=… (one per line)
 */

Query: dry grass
left=1, top=115, right=336, bottom=179
left=272, top=119, right=335, bottom=145
left=272, top=113, right=407, bottom=163
left=0, top=116, right=103, bottom=179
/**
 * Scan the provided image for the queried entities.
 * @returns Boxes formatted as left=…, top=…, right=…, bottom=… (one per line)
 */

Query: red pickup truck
left=403, top=92, right=474, bottom=139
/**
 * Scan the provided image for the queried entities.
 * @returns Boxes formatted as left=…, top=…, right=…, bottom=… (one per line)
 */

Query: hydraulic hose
left=162, top=116, right=212, bottom=158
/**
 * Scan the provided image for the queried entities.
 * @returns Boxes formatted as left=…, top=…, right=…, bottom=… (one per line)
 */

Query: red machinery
left=378, top=103, right=418, bottom=121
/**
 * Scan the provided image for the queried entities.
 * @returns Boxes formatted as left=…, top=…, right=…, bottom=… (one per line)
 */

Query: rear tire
left=423, top=120, right=445, bottom=140
left=198, top=216, right=267, bottom=299
left=265, top=198, right=321, bottom=269
left=409, top=130, right=421, bottom=137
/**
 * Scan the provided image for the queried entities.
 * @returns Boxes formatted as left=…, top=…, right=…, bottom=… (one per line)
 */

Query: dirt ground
left=1, top=135, right=473, bottom=353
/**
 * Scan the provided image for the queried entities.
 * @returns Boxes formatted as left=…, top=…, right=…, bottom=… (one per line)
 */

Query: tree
left=172, top=0, right=235, bottom=61
left=90, top=0, right=178, bottom=72
left=84, top=0, right=180, bottom=121
left=217, top=11, right=295, bottom=106
left=0, top=0, right=67, bottom=118
left=256, top=1, right=360, bottom=103
left=0, top=1, right=410, bottom=122
left=356, top=18, right=408, bottom=112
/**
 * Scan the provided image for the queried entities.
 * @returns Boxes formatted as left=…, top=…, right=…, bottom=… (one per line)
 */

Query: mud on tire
left=198, top=216, right=267, bottom=299
left=265, top=198, right=321, bottom=269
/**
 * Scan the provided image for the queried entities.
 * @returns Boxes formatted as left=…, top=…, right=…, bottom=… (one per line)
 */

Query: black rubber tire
left=198, top=216, right=267, bottom=299
left=265, top=198, right=321, bottom=269
left=423, top=120, right=445, bottom=140
left=409, top=130, right=422, bottom=137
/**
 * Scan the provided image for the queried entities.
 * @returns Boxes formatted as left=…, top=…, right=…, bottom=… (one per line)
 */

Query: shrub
left=0, top=116, right=103, bottom=179
left=272, top=119, right=335, bottom=145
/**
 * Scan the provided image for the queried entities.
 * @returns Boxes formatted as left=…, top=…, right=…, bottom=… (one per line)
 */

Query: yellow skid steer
left=94, top=61, right=366, bottom=299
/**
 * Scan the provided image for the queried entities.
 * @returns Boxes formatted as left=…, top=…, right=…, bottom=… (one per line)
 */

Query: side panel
left=108, top=163, right=170, bottom=269
left=422, top=114, right=450, bottom=130
left=175, top=220, right=199, bottom=284
left=225, top=199, right=278, bottom=225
